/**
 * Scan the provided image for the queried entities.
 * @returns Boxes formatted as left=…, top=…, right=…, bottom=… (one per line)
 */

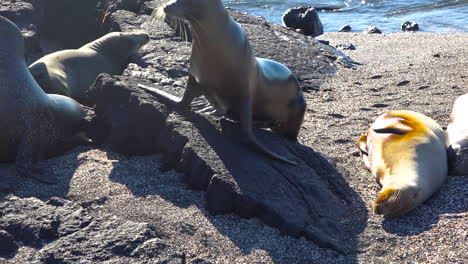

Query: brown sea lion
left=142, top=0, right=307, bottom=165
left=357, top=110, right=448, bottom=216
left=0, top=15, right=89, bottom=188
left=29, top=31, right=150, bottom=103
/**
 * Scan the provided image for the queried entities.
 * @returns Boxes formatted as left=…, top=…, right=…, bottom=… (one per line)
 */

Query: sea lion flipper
left=138, top=75, right=201, bottom=110
left=239, top=99, right=297, bottom=166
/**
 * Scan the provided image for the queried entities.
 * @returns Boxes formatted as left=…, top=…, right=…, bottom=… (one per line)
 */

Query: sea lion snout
left=123, top=31, right=150, bottom=48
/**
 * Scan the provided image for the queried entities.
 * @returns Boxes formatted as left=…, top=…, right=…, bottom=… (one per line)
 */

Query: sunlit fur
left=446, top=94, right=468, bottom=175
left=357, top=110, right=448, bottom=216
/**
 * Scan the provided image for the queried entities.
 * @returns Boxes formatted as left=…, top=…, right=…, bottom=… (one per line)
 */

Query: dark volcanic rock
left=98, top=0, right=152, bottom=14
left=339, top=24, right=352, bottom=32
left=0, top=0, right=34, bottom=23
left=0, top=229, right=18, bottom=256
left=401, top=21, right=420, bottom=32
left=282, top=6, right=324, bottom=37
left=364, top=26, right=382, bottom=34
left=0, top=1, right=41, bottom=60
left=88, top=73, right=357, bottom=252
left=0, top=196, right=185, bottom=263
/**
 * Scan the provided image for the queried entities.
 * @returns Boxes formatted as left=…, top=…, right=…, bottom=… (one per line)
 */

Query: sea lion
left=357, top=110, right=448, bottom=216
left=143, top=0, right=306, bottom=165
left=0, top=15, right=89, bottom=187
left=28, top=31, right=150, bottom=103
left=446, top=94, right=468, bottom=175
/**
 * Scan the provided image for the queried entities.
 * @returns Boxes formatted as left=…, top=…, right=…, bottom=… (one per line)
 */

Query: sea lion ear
left=372, top=117, right=413, bottom=135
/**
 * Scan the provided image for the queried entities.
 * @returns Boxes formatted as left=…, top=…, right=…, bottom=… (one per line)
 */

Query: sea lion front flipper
left=29, top=62, right=70, bottom=96
left=178, top=75, right=202, bottom=109
left=238, top=97, right=297, bottom=166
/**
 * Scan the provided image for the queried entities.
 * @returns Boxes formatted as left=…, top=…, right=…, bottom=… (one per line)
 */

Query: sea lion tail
left=151, top=5, right=192, bottom=42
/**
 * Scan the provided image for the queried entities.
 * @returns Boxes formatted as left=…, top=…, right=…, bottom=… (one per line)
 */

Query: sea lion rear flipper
left=138, top=84, right=182, bottom=105
left=138, top=75, right=201, bottom=109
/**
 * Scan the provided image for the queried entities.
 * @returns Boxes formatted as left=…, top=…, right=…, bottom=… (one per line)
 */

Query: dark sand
left=3, top=32, right=467, bottom=263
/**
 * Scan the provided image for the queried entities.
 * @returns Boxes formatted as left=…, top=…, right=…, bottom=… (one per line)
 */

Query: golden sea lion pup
left=357, top=110, right=448, bottom=216
left=446, top=94, right=468, bottom=175
left=28, top=31, right=150, bottom=103
left=141, top=0, right=306, bottom=165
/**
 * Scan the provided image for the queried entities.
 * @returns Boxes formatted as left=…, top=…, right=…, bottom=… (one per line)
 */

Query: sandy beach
left=1, top=1, right=467, bottom=263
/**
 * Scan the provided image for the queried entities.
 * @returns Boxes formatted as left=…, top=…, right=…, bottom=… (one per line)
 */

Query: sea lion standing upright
left=446, top=94, right=468, bottom=175
left=143, top=0, right=306, bottom=165
left=29, top=31, right=150, bottom=103
left=0, top=16, right=88, bottom=186
left=357, top=110, right=448, bottom=216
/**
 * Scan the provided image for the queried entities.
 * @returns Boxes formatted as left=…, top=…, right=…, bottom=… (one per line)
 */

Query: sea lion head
left=163, top=0, right=224, bottom=20
left=0, top=16, right=24, bottom=57
left=373, top=185, right=420, bottom=216
left=105, top=31, right=150, bottom=56
left=85, top=31, right=150, bottom=63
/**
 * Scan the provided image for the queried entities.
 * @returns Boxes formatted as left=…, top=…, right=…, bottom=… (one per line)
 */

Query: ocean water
left=224, top=0, right=468, bottom=33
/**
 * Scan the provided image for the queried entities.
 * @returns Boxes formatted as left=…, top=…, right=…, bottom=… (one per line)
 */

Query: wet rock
left=282, top=6, right=324, bottom=37
left=339, top=24, right=352, bottom=32
left=401, top=21, right=419, bottom=32
left=364, top=26, right=382, bottom=34
left=0, top=229, right=18, bottom=256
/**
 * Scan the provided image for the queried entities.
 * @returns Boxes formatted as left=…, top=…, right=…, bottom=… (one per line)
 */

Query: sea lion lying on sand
left=358, top=110, right=448, bottom=216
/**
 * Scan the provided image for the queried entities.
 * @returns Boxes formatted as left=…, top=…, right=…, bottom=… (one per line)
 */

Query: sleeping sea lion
left=29, top=31, right=150, bottom=103
left=357, top=110, right=448, bottom=216
left=0, top=15, right=89, bottom=187
left=142, top=0, right=306, bottom=165
left=446, top=94, right=468, bottom=175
